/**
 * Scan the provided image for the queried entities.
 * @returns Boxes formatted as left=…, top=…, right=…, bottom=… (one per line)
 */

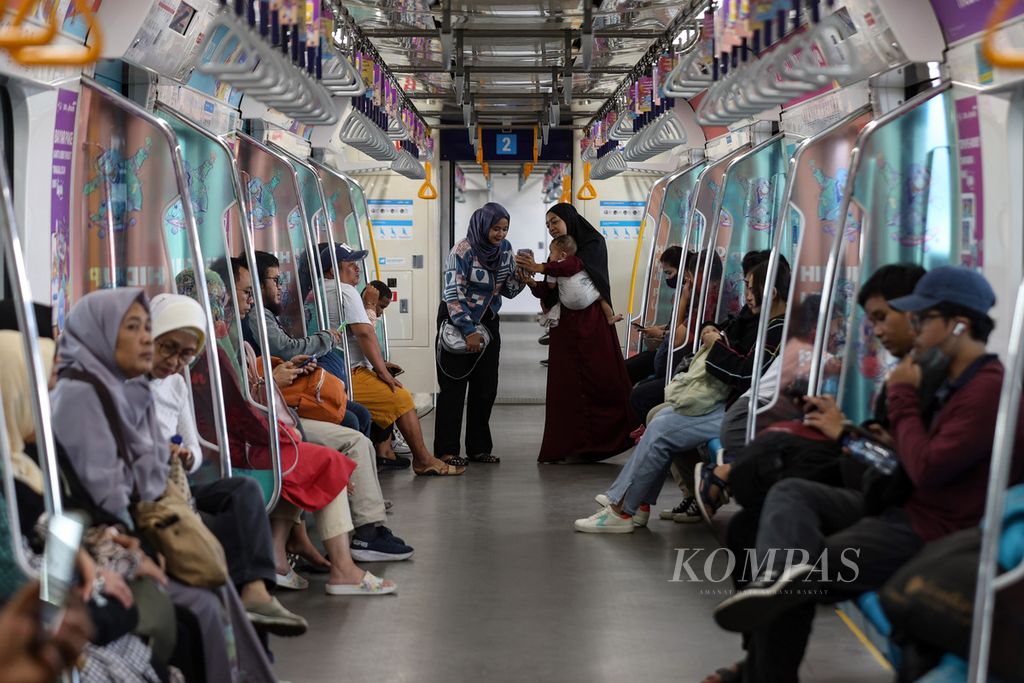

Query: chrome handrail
left=745, top=105, right=872, bottom=443
left=81, top=77, right=234, bottom=479
left=808, top=82, right=952, bottom=395
left=968, top=277, right=1024, bottom=682
left=154, top=104, right=284, bottom=510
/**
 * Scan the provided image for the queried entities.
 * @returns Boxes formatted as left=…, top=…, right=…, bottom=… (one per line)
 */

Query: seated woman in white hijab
left=148, top=293, right=308, bottom=636
left=50, top=288, right=278, bottom=683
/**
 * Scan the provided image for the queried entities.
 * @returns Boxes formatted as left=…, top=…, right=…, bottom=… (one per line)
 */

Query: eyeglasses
left=910, top=312, right=945, bottom=331
left=156, top=340, right=197, bottom=364
left=237, top=286, right=255, bottom=303
left=265, top=276, right=282, bottom=287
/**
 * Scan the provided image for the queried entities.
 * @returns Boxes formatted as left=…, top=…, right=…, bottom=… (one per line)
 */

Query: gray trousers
left=299, top=418, right=388, bottom=527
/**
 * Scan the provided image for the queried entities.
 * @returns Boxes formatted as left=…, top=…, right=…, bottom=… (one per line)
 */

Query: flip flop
left=376, top=454, right=411, bottom=470
left=413, top=462, right=466, bottom=476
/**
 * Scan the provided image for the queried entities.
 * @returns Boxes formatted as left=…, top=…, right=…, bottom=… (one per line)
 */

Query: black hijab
left=548, top=203, right=613, bottom=305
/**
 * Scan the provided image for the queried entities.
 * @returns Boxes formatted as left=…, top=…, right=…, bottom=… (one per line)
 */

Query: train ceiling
left=328, top=0, right=709, bottom=130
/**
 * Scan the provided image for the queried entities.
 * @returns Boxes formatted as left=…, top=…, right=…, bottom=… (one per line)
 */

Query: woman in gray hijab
left=51, top=289, right=278, bottom=683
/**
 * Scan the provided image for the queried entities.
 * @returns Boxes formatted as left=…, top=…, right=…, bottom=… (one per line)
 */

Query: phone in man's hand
left=40, top=511, right=86, bottom=634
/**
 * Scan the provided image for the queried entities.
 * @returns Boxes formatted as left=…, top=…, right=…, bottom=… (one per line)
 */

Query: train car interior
left=0, top=1, right=1022, bottom=682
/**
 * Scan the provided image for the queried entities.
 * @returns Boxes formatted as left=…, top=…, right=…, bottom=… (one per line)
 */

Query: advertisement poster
left=50, top=88, right=78, bottom=331
left=955, top=95, right=985, bottom=269
left=929, top=0, right=1024, bottom=44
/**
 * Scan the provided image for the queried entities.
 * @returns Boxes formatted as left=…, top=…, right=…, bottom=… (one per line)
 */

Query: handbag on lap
left=59, top=368, right=229, bottom=588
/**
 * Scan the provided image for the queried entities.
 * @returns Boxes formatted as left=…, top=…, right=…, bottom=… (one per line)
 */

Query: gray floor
left=274, top=324, right=888, bottom=682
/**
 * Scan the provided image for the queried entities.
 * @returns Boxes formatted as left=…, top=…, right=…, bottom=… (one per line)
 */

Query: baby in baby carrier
left=539, top=234, right=621, bottom=327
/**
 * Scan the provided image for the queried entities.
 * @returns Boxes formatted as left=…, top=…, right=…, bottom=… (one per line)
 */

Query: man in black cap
left=708, top=266, right=1024, bottom=682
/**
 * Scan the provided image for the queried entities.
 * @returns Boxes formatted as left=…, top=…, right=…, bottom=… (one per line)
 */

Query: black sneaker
left=540, top=359, right=549, bottom=367
left=671, top=497, right=702, bottom=524
left=350, top=527, right=414, bottom=562
left=376, top=525, right=406, bottom=546
left=713, top=563, right=816, bottom=632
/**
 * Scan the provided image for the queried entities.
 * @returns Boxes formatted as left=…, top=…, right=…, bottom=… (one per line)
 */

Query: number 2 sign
left=496, top=133, right=517, bottom=155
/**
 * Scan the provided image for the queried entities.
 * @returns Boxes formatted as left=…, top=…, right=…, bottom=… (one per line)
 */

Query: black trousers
left=193, top=476, right=276, bottom=591
left=625, top=348, right=657, bottom=385
left=730, top=479, right=925, bottom=683
left=434, top=306, right=501, bottom=456
left=630, top=376, right=665, bottom=425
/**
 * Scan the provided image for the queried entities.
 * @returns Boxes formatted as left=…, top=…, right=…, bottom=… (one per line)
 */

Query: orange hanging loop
left=10, top=0, right=103, bottom=65
left=522, top=162, right=534, bottom=181
left=481, top=161, right=490, bottom=181
left=558, top=174, right=572, bottom=204
left=983, top=0, right=1024, bottom=68
left=576, top=161, right=597, bottom=201
left=418, top=161, right=438, bottom=200
left=0, top=0, right=58, bottom=48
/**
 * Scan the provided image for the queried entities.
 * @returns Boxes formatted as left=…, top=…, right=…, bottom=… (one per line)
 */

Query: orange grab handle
left=576, top=161, right=597, bottom=201
left=983, top=0, right=1024, bottom=68
left=558, top=174, right=572, bottom=204
left=418, top=161, right=438, bottom=200
left=10, top=0, right=103, bottom=65
left=0, top=0, right=57, bottom=47
left=522, top=162, right=534, bottom=181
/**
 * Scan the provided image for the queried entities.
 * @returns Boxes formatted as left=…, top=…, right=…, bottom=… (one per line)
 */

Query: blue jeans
left=605, top=404, right=725, bottom=515
left=342, top=400, right=373, bottom=437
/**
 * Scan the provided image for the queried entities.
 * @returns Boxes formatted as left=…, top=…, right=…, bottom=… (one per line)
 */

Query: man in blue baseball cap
left=709, top=266, right=1024, bottom=683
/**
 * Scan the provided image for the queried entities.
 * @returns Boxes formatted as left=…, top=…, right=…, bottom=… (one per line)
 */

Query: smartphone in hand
left=40, top=512, right=86, bottom=634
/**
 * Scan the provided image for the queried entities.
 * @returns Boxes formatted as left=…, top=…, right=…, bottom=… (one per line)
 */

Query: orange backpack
left=257, top=357, right=348, bottom=425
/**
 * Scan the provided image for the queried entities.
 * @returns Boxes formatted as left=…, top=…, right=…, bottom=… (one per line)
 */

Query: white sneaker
left=574, top=507, right=634, bottom=534
left=392, top=431, right=412, bottom=456
left=595, top=495, right=648, bottom=527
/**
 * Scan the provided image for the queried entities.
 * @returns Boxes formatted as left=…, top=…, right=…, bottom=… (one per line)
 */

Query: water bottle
left=841, top=434, right=899, bottom=475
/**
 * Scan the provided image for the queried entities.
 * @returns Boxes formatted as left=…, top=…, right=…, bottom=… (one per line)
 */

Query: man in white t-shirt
left=322, top=244, right=463, bottom=477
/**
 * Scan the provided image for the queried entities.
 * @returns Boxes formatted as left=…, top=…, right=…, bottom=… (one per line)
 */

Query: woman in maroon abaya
left=515, top=203, right=638, bottom=462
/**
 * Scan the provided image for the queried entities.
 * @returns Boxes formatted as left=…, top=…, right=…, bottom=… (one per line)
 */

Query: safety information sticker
left=599, top=200, right=644, bottom=239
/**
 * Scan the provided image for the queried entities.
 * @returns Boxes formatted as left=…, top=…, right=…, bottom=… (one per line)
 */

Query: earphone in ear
left=952, top=322, right=966, bottom=337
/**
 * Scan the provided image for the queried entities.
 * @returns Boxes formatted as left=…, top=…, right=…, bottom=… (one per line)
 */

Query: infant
left=539, top=234, right=621, bottom=328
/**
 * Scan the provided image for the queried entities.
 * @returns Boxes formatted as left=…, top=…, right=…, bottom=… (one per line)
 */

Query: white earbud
left=952, top=322, right=966, bottom=336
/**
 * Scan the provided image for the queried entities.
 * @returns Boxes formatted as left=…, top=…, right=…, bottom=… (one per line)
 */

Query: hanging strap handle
left=418, top=161, right=438, bottom=199
left=983, top=0, right=1024, bottom=68
left=576, top=161, right=597, bottom=200
left=0, top=0, right=58, bottom=48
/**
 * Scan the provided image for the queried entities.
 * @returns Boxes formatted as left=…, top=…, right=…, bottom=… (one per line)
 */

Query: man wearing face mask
left=710, top=266, right=1024, bottom=683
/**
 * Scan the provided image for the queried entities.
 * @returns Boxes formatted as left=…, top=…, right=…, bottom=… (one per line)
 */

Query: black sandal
left=376, top=454, right=411, bottom=470
left=441, top=454, right=470, bottom=467
left=468, top=453, right=500, bottom=463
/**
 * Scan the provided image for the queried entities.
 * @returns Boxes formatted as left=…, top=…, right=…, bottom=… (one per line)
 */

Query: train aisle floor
left=274, top=324, right=888, bottom=682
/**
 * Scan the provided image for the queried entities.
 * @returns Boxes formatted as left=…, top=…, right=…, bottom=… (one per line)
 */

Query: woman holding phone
left=516, top=203, right=638, bottom=463
left=435, top=203, right=525, bottom=466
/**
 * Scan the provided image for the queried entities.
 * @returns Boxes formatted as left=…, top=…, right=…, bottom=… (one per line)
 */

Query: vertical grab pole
left=81, top=78, right=234, bottom=477
left=0, top=137, right=62, bottom=518
left=153, top=105, right=282, bottom=507
left=232, top=161, right=284, bottom=512
left=746, top=106, right=871, bottom=442
left=968, top=278, right=1024, bottom=682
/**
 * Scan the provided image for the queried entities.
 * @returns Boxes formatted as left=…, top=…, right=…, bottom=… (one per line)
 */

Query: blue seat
left=233, top=468, right=276, bottom=507
left=838, top=592, right=901, bottom=670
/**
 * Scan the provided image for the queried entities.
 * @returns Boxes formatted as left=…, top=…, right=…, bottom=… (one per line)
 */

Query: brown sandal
left=413, top=462, right=466, bottom=476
